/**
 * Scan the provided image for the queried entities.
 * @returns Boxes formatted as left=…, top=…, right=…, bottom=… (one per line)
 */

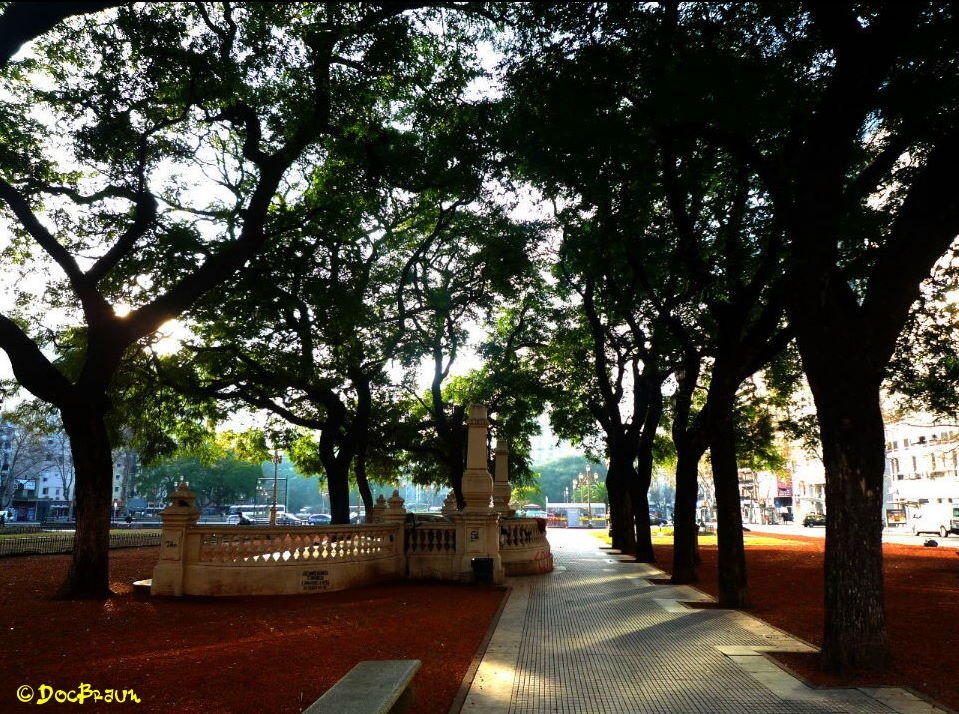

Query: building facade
left=883, top=418, right=959, bottom=529
left=1, top=419, right=143, bottom=522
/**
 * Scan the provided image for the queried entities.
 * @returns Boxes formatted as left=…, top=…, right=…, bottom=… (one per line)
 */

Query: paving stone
left=461, top=529, right=949, bottom=714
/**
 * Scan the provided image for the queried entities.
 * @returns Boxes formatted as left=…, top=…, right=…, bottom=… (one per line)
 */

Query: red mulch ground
left=654, top=533, right=959, bottom=712
left=0, top=548, right=505, bottom=714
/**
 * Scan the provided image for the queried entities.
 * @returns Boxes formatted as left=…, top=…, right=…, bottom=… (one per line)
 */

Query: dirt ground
left=5, top=535, right=957, bottom=714
left=654, top=533, right=959, bottom=712
left=0, top=548, right=504, bottom=714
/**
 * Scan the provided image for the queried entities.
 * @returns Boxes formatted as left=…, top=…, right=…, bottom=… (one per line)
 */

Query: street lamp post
left=576, top=464, right=599, bottom=528
left=269, top=449, right=282, bottom=526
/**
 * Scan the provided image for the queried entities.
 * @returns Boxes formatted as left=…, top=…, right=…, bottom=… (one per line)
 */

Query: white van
left=910, top=505, right=959, bottom=538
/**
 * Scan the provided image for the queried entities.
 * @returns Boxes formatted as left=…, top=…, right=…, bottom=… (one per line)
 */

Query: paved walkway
left=461, top=529, right=946, bottom=714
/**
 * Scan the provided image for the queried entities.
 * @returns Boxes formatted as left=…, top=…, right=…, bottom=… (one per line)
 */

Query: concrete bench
left=303, top=659, right=421, bottom=714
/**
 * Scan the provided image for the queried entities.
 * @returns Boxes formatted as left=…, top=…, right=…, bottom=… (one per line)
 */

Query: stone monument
left=450, top=405, right=504, bottom=584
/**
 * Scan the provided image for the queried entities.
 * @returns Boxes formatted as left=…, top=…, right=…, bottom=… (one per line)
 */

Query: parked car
left=274, top=513, right=307, bottom=526
left=226, top=512, right=254, bottom=525
left=405, top=512, right=452, bottom=527
left=803, top=513, right=826, bottom=527
left=306, top=513, right=332, bottom=526
left=649, top=516, right=668, bottom=526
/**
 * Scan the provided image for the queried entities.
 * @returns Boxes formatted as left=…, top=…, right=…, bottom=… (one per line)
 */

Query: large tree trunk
left=808, top=369, right=891, bottom=672
left=320, top=431, right=352, bottom=525
left=325, top=460, right=351, bottom=525
left=632, top=393, right=663, bottom=563
left=448, top=450, right=466, bottom=509
left=355, top=455, right=373, bottom=518
left=671, top=441, right=704, bottom=584
left=629, top=476, right=654, bottom=563
left=605, top=450, right=637, bottom=554
left=57, top=405, right=114, bottom=599
left=710, top=420, right=749, bottom=608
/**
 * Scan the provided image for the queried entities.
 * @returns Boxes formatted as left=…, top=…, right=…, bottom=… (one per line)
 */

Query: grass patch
left=588, top=528, right=802, bottom=548
left=0, top=529, right=161, bottom=540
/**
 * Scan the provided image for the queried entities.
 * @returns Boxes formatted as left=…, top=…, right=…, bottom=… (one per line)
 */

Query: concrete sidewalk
left=461, top=529, right=947, bottom=714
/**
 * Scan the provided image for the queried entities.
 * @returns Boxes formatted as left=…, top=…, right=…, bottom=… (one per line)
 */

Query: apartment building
left=883, top=418, right=959, bottom=529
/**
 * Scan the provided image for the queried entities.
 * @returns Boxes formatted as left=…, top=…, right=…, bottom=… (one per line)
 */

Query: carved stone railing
left=406, top=523, right=458, bottom=580
left=499, top=518, right=553, bottom=576
left=500, top=519, right=537, bottom=548
left=405, top=523, right=456, bottom=554
left=152, top=515, right=405, bottom=596
left=197, top=525, right=399, bottom=565
left=152, top=430, right=555, bottom=596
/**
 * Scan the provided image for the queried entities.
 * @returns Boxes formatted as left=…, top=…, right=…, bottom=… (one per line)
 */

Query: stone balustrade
left=405, top=523, right=459, bottom=580
left=405, top=523, right=457, bottom=554
left=150, top=405, right=552, bottom=597
left=197, top=525, right=399, bottom=565
left=499, top=517, right=554, bottom=576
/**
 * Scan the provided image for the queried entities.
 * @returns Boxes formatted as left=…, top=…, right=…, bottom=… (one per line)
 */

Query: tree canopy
left=2, top=0, right=959, bottom=677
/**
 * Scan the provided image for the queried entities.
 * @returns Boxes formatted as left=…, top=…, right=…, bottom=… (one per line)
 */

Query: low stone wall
left=500, top=518, right=554, bottom=576
left=153, top=523, right=405, bottom=597
left=406, top=523, right=458, bottom=580
left=151, top=410, right=555, bottom=597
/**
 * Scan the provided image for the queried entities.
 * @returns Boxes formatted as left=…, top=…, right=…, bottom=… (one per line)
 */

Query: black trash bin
left=471, top=557, right=495, bottom=584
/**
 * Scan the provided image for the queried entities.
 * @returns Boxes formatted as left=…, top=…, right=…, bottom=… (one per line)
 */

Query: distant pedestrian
left=125, top=514, right=133, bottom=528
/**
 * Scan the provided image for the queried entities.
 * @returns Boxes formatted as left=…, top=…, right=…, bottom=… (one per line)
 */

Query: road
left=744, top=522, right=959, bottom=550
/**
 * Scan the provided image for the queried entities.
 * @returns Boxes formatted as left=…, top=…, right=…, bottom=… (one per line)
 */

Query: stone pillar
left=461, top=405, right=494, bottom=514
left=371, top=494, right=387, bottom=524
left=383, top=489, right=407, bottom=523
left=493, top=439, right=514, bottom=516
left=381, top=490, right=407, bottom=563
left=151, top=482, right=201, bottom=596
left=451, top=405, right=503, bottom=584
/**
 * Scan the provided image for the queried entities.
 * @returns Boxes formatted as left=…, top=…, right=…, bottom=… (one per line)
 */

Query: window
left=41, top=487, right=48, bottom=496
left=904, top=438, right=911, bottom=447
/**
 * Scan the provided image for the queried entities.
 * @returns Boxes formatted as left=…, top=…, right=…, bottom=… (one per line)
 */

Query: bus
left=226, top=504, right=273, bottom=524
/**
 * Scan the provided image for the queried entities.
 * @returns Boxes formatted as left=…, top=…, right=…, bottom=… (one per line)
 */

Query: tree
left=502, top=6, right=790, bottom=583
left=0, top=405, right=49, bottom=514
left=0, top=3, right=439, bottom=598
left=0, top=1, right=123, bottom=66
left=393, top=205, right=542, bottom=503
left=506, top=2, right=959, bottom=665
left=642, top=1, right=959, bottom=671
left=887, top=254, right=959, bottom=420
left=533, top=454, right=608, bottom=503
left=138, top=454, right=260, bottom=511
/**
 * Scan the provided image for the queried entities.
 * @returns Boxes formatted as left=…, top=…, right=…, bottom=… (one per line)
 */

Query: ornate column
left=151, top=482, right=201, bottom=596
left=451, top=405, right=504, bottom=584
left=493, top=439, right=514, bottom=516
left=461, top=406, right=495, bottom=514
left=381, top=489, right=407, bottom=557
left=371, top=494, right=387, bottom=524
